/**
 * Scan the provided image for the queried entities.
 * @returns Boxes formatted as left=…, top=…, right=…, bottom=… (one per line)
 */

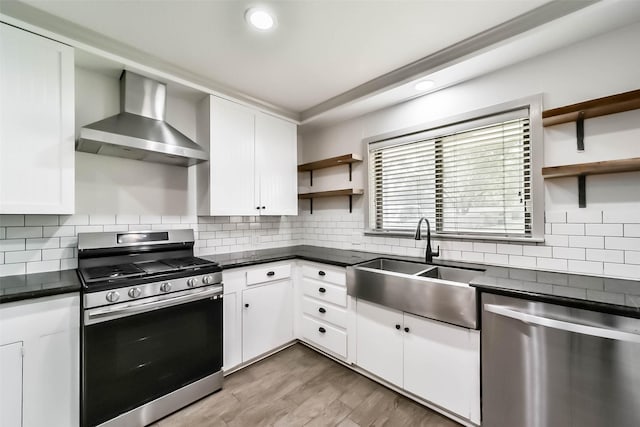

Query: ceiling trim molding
left=300, top=0, right=599, bottom=123
left=0, top=0, right=301, bottom=123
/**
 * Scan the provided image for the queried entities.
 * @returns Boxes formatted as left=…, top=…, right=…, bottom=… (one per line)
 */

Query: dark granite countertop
left=204, top=245, right=640, bottom=318
left=0, top=269, right=81, bottom=304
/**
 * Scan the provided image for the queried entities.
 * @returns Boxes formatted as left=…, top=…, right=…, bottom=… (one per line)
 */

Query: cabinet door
left=0, top=341, right=23, bottom=427
left=355, top=300, right=403, bottom=387
left=208, top=96, right=256, bottom=215
left=223, top=291, right=242, bottom=372
left=403, top=313, right=480, bottom=421
left=255, top=113, right=297, bottom=215
left=0, top=23, right=74, bottom=214
left=242, top=280, right=293, bottom=361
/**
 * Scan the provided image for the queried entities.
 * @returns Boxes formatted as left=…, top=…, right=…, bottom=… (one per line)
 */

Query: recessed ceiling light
left=414, top=80, right=435, bottom=91
left=245, top=8, right=276, bottom=31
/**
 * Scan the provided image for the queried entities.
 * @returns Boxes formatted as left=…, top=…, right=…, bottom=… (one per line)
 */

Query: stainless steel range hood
left=77, top=71, right=208, bottom=166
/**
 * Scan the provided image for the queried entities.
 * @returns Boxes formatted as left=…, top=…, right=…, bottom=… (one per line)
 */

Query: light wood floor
left=152, top=343, right=461, bottom=427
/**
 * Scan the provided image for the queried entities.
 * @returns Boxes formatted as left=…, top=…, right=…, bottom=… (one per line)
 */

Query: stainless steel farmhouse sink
left=346, top=259, right=485, bottom=329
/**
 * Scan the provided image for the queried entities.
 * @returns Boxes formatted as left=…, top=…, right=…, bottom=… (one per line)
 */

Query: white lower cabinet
left=355, top=300, right=403, bottom=386
left=242, top=279, right=293, bottom=361
left=0, top=293, right=80, bottom=427
left=222, top=262, right=294, bottom=372
left=355, top=299, right=480, bottom=424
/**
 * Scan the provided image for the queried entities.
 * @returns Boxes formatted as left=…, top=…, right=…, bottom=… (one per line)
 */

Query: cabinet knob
left=404, top=327, right=410, bottom=333
left=318, top=270, right=326, bottom=276
left=266, top=271, right=275, bottom=277
left=244, top=303, right=250, bottom=308
left=318, top=287, right=326, bottom=293
left=395, top=324, right=401, bottom=330
left=318, top=327, right=326, bottom=334
left=261, top=206, right=266, bottom=209
left=319, top=307, right=326, bottom=314
left=256, top=206, right=261, bottom=210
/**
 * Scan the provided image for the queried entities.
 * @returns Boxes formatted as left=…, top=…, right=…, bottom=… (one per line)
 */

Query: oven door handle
left=85, top=286, right=223, bottom=325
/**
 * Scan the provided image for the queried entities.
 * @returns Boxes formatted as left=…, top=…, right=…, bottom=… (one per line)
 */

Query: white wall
left=298, top=21, right=640, bottom=280
left=74, top=67, right=199, bottom=215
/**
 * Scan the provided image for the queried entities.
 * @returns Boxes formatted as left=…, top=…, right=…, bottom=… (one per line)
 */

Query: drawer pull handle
left=395, top=324, right=401, bottom=330
left=319, top=327, right=326, bottom=334
left=318, top=271, right=326, bottom=276
left=319, top=287, right=326, bottom=293
left=266, top=271, right=275, bottom=277
left=319, top=307, right=326, bottom=314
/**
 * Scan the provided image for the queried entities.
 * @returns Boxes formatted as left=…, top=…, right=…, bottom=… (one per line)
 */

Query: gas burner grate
left=81, top=263, right=145, bottom=282
left=163, top=257, right=218, bottom=269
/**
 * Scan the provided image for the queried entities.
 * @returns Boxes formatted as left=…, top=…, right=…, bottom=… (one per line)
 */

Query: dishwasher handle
left=484, top=304, right=640, bottom=344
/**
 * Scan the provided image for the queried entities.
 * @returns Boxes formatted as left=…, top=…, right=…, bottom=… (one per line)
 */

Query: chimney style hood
left=77, top=71, right=209, bottom=166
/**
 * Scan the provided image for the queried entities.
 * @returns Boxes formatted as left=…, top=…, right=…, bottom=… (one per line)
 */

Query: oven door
left=82, top=286, right=223, bottom=427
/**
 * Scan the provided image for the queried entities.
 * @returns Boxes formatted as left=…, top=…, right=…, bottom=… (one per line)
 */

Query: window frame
left=363, top=95, right=544, bottom=242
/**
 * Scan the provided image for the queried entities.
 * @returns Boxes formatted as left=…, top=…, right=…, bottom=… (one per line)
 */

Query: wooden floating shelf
left=298, top=188, right=364, bottom=199
left=541, top=158, right=640, bottom=179
left=542, top=89, right=640, bottom=127
left=297, top=153, right=362, bottom=172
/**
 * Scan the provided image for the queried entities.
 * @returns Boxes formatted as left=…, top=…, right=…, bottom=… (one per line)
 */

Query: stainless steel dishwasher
left=481, top=293, right=640, bottom=427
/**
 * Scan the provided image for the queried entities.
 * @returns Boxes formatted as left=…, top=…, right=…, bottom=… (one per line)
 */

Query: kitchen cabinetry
left=0, top=23, right=74, bottom=214
left=298, top=262, right=351, bottom=359
left=0, top=293, right=80, bottom=427
left=222, top=262, right=294, bottom=372
left=197, top=95, right=297, bottom=216
left=356, top=299, right=480, bottom=424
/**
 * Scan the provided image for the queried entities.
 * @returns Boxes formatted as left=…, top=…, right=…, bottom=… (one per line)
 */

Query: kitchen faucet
left=414, top=217, right=440, bottom=264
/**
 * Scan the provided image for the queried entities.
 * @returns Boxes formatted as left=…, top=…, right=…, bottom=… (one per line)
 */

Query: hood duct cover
left=77, top=71, right=208, bottom=166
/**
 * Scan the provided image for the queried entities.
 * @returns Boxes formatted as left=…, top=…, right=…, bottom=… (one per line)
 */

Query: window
left=368, top=100, right=542, bottom=239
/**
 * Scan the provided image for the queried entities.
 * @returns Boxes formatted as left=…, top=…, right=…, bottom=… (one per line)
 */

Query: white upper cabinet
left=197, top=95, right=297, bottom=216
left=0, top=23, right=74, bottom=214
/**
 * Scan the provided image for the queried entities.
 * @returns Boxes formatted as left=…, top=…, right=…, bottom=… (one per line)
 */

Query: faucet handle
left=433, top=245, right=440, bottom=258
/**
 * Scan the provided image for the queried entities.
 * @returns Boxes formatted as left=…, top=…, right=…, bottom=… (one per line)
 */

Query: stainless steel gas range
left=77, top=229, right=223, bottom=427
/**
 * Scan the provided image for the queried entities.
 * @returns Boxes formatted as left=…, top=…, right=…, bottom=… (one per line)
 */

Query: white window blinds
left=369, top=109, right=531, bottom=237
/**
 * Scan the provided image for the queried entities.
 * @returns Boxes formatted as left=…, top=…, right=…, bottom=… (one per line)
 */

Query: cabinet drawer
left=302, top=296, right=347, bottom=329
left=302, top=279, right=346, bottom=307
left=301, top=315, right=347, bottom=358
left=246, top=264, right=291, bottom=285
left=302, top=265, right=346, bottom=286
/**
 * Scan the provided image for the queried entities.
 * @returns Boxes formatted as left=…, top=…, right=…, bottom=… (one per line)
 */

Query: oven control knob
left=106, top=291, right=120, bottom=303
left=128, top=288, right=141, bottom=298
left=160, top=282, right=172, bottom=293
left=187, top=278, right=198, bottom=288
left=202, top=275, right=214, bottom=285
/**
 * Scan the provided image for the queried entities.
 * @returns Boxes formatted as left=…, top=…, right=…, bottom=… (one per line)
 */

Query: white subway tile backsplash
left=43, top=226, right=76, bottom=238
left=544, top=234, right=568, bottom=247
left=509, top=255, right=536, bottom=268
left=181, top=215, right=197, bottom=224
left=90, top=215, right=116, bottom=225
left=0, top=253, right=3, bottom=264
left=553, top=247, right=585, bottom=260
left=473, top=242, right=496, bottom=253
left=129, top=224, right=150, bottom=231
left=25, top=215, right=58, bottom=226
left=59, top=214, right=89, bottom=226
left=586, top=249, right=624, bottom=263
left=585, top=224, right=623, bottom=236
left=604, top=211, right=640, bottom=224
left=140, top=215, right=162, bottom=224
left=161, top=216, right=181, bottom=224
left=59, top=237, right=78, bottom=248
left=545, top=211, right=566, bottom=223
left=624, top=224, right=640, bottom=237
left=5, top=250, right=41, bottom=263
left=42, top=248, right=74, bottom=260
left=26, top=238, right=60, bottom=250
left=567, top=260, right=603, bottom=275
left=551, top=223, right=585, bottom=236
left=103, top=225, right=129, bottom=232
left=0, top=239, right=26, bottom=252
left=0, top=228, right=4, bottom=239
left=26, top=260, right=59, bottom=274
left=6, top=227, right=42, bottom=239
left=497, top=244, right=523, bottom=255
left=536, top=257, right=567, bottom=271
left=0, top=263, right=25, bottom=276
left=522, top=245, right=552, bottom=258
left=568, top=235, right=604, bottom=249
left=605, top=237, right=640, bottom=251
left=75, top=225, right=104, bottom=234
left=0, top=215, right=25, bottom=226
left=484, top=253, right=509, bottom=265
left=461, top=251, right=484, bottom=263
left=626, top=251, right=640, bottom=265
left=566, top=210, right=602, bottom=224
left=61, top=258, right=78, bottom=270
left=116, top=215, right=140, bottom=225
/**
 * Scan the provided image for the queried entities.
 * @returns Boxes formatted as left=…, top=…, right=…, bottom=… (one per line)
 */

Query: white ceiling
left=6, top=0, right=638, bottom=127
left=17, top=0, right=554, bottom=114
